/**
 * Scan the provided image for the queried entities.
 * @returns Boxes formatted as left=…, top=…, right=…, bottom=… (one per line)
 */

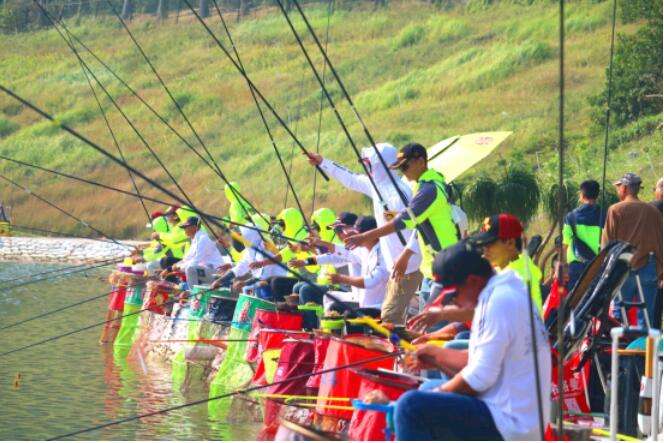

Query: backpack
left=569, top=212, right=597, bottom=263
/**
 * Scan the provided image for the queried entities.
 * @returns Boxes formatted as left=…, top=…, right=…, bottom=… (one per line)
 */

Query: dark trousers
left=394, top=390, right=503, bottom=440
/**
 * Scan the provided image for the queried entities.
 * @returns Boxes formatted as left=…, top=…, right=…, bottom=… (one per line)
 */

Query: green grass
left=0, top=0, right=660, bottom=239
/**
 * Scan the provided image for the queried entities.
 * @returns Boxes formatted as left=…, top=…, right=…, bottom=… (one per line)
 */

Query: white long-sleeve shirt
left=317, top=243, right=389, bottom=309
left=320, top=144, right=422, bottom=275
left=179, top=229, right=225, bottom=269
left=460, top=270, right=551, bottom=441
left=232, top=226, right=286, bottom=279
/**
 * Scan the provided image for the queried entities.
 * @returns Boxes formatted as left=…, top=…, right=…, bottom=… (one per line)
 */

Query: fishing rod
left=48, top=349, right=401, bottom=440
left=556, top=0, right=566, bottom=437
left=273, top=0, right=407, bottom=246
left=28, top=2, right=214, bottom=238
left=179, top=0, right=330, bottom=183
left=63, top=30, right=151, bottom=224
left=210, top=0, right=311, bottom=232
left=0, top=173, right=133, bottom=251
left=311, top=0, right=335, bottom=216
left=0, top=154, right=305, bottom=245
left=32, top=2, right=271, bottom=229
left=0, top=284, right=137, bottom=331
left=0, top=259, right=119, bottom=293
left=98, top=0, right=272, bottom=230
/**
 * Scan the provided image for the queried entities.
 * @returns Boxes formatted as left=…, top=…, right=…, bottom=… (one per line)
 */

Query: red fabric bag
left=251, top=329, right=309, bottom=385
left=316, top=335, right=395, bottom=420
left=306, top=334, right=331, bottom=391
left=348, top=369, right=419, bottom=441
left=245, top=309, right=303, bottom=363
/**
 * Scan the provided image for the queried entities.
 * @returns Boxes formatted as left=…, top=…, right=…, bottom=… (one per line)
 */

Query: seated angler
left=169, top=216, right=227, bottom=286
left=395, top=243, right=551, bottom=441
left=291, top=216, right=389, bottom=318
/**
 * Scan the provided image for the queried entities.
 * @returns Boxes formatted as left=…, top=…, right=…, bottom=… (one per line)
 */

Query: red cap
left=150, top=210, right=165, bottom=220
left=469, top=213, right=523, bottom=245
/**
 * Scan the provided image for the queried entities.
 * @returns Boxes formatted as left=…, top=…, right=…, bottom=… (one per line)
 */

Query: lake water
left=0, top=261, right=259, bottom=440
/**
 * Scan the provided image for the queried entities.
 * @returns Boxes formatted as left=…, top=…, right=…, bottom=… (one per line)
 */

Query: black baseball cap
left=354, top=215, right=377, bottom=233
left=330, top=211, right=358, bottom=229
left=432, top=242, right=494, bottom=287
left=390, top=143, right=428, bottom=170
left=179, top=216, right=200, bottom=228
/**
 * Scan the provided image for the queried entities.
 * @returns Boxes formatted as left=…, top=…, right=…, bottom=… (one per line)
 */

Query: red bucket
left=252, top=328, right=310, bottom=385
left=144, top=282, right=173, bottom=315
left=246, top=309, right=303, bottom=363
left=306, top=333, right=331, bottom=391
left=108, top=285, right=127, bottom=311
left=316, top=335, right=395, bottom=420
left=348, top=369, right=420, bottom=441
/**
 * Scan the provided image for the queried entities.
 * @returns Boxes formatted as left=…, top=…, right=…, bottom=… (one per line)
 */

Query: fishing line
left=286, top=0, right=412, bottom=211
left=0, top=259, right=118, bottom=292
left=0, top=256, right=116, bottom=285
left=100, top=0, right=271, bottom=231
left=0, top=173, right=133, bottom=250
left=12, top=224, right=129, bottom=245
left=33, top=2, right=270, bottom=229
left=311, top=0, right=335, bottom=215
left=180, top=0, right=330, bottom=182
left=209, top=0, right=311, bottom=231
left=273, top=0, right=407, bottom=245
left=284, top=63, right=307, bottom=209
left=29, top=1, right=209, bottom=236
left=599, top=0, right=618, bottom=232
left=48, top=350, right=401, bottom=439
left=1, top=153, right=306, bottom=245
left=64, top=29, right=151, bottom=224
left=0, top=284, right=135, bottom=331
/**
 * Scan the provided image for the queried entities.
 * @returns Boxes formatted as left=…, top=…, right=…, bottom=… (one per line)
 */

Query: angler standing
left=343, top=143, right=459, bottom=314
left=308, top=143, right=422, bottom=324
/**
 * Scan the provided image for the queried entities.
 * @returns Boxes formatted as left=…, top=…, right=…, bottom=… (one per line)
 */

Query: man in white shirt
left=307, top=144, right=422, bottom=323
left=395, top=243, right=551, bottom=441
left=172, top=217, right=226, bottom=286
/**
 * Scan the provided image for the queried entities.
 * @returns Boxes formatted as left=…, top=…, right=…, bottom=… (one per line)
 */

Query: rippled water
left=0, top=261, right=259, bottom=440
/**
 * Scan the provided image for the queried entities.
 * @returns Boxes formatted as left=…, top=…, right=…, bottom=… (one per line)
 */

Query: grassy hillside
left=0, top=0, right=660, bottom=238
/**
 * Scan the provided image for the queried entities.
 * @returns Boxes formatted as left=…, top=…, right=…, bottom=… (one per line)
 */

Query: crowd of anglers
left=99, top=141, right=662, bottom=440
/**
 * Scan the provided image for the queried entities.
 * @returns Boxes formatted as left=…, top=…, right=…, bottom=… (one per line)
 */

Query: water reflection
left=0, top=262, right=259, bottom=440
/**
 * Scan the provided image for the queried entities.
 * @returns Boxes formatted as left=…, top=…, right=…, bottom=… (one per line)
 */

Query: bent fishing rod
left=0, top=155, right=305, bottom=246
left=211, top=0, right=311, bottom=232
left=272, top=0, right=407, bottom=246
left=0, top=173, right=133, bottom=251
left=179, top=0, right=330, bottom=183
left=32, top=1, right=271, bottom=229
left=49, top=350, right=401, bottom=440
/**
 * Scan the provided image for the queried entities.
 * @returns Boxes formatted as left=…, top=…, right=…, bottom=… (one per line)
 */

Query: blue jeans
left=614, top=254, right=659, bottom=328
left=567, top=260, right=586, bottom=291
left=395, top=390, right=503, bottom=440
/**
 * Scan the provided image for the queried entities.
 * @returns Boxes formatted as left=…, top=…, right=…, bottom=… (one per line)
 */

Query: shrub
left=0, top=118, right=19, bottom=138
left=392, top=23, right=425, bottom=50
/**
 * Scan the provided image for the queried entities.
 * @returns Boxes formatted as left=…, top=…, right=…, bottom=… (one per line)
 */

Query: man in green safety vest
left=345, top=143, right=459, bottom=307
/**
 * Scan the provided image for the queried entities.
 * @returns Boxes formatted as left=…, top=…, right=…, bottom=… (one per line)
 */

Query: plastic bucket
left=245, top=309, right=303, bottom=363
left=316, top=335, right=395, bottom=420
left=231, top=294, right=276, bottom=331
left=348, top=369, right=420, bottom=440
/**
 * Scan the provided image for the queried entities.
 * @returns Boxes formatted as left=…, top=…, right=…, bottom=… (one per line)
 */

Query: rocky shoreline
left=0, top=236, right=141, bottom=264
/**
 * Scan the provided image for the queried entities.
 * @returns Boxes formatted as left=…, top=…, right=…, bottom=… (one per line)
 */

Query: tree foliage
left=590, top=0, right=662, bottom=127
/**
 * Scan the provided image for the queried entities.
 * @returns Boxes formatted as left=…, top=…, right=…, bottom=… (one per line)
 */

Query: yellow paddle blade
left=427, top=131, right=512, bottom=182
